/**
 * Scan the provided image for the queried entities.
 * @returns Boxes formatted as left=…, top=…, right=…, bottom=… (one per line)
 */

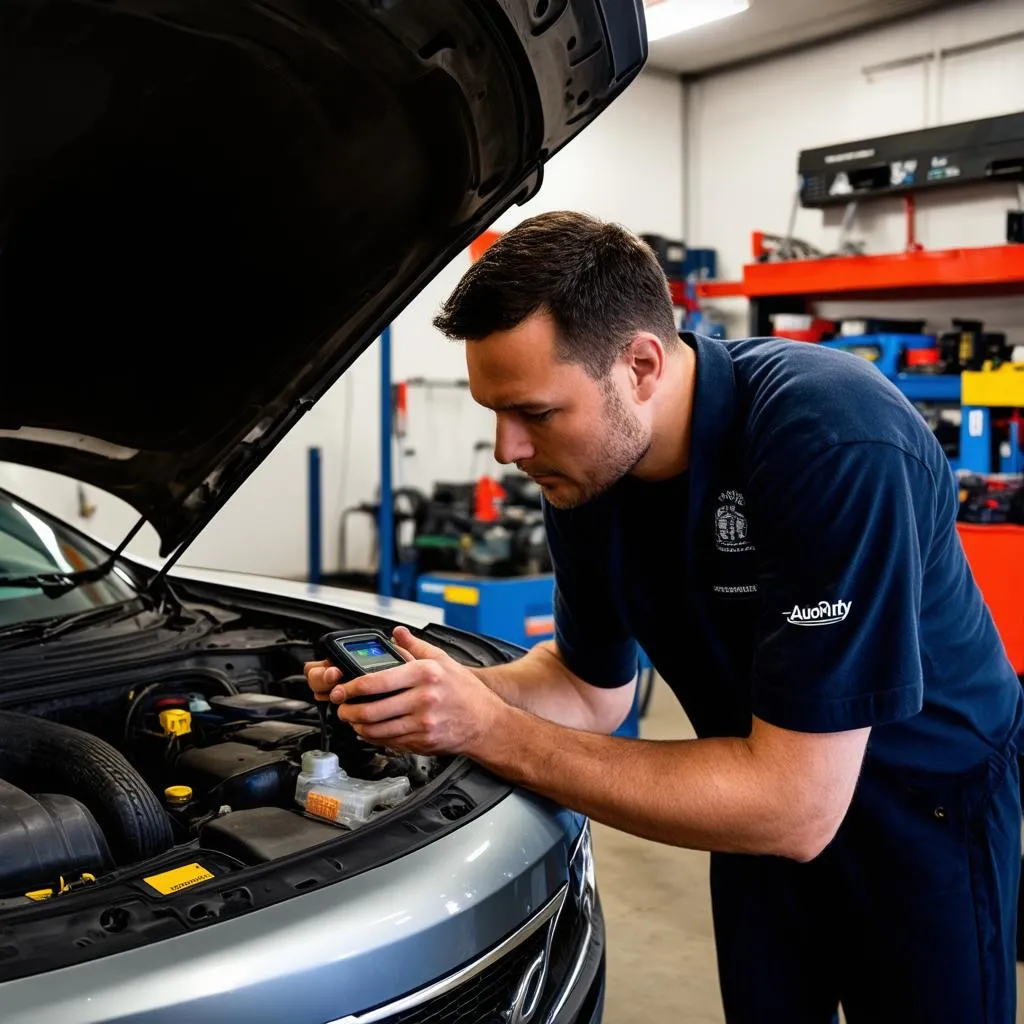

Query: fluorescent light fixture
left=643, top=0, right=749, bottom=42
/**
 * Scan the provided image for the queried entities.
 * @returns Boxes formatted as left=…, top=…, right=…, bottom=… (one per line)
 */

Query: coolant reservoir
left=295, top=751, right=410, bottom=829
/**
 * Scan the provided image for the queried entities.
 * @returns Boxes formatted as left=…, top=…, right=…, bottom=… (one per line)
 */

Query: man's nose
left=493, top=415, right=535, bottom=465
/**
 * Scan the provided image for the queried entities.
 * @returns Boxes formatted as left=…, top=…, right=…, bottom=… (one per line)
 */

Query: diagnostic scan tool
left=317, top=629, right=409, bottom=704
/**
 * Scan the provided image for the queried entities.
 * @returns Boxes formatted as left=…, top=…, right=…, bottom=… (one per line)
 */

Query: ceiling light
left=643, top=0, right=749, bottom=42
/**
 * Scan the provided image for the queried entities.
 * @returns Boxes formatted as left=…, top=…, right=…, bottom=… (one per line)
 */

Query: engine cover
left=174, top=742, right=296, bottom=810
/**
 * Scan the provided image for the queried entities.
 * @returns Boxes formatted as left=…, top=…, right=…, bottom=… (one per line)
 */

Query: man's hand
left=310, top=626, right=508, bottom=757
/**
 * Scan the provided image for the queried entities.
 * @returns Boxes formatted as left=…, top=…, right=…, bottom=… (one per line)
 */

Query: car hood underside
left=0, top=0, right=645, bottom=557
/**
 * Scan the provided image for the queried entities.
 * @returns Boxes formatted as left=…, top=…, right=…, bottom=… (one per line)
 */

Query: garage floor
left=592, top=677, right=1024, bottom=1023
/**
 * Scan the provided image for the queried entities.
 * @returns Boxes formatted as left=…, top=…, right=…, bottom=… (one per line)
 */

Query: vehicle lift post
left=306, top=325, right=394, bottom=592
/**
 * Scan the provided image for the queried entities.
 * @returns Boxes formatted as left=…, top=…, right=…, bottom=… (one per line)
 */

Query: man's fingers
left=353, top=716, right=423, bottom=743
left=337, top=688, right=419, bottom=724
left=391, top=626, right=445, bottom=662
left=329, top=660, right=429, bottom=703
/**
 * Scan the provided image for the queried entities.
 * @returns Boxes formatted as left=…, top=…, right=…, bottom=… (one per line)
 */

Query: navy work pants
left=710, top=746, right=1021, bottom=1023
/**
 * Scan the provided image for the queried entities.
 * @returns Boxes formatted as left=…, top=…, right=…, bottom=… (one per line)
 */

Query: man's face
left=466, top=312, right=651, bottom=509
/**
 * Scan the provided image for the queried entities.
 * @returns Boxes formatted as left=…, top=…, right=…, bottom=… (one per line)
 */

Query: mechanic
left=305, top=211, right=1024, bottom=1024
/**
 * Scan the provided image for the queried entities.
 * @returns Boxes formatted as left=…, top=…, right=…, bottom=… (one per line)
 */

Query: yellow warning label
left=307, top=791, right=341, bottom=820
left=443, top=585, right=480, bottom=606
left=143, top=862, right=214, bottom=896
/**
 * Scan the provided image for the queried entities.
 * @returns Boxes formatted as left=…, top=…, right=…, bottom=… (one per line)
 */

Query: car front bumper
left=330, top=821, right=605, bottom=1024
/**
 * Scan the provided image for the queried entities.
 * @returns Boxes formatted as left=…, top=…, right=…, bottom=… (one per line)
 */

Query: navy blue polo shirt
left=545, top=334, right=1023, bottom=773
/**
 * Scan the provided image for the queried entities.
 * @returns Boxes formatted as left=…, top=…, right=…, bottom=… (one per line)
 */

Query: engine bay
left=0, top=603, right=453, bottom=903
left=124, top=676, right=442, bottom=852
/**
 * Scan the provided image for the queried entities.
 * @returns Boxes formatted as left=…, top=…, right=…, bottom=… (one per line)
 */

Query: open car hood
left=0, top=0, right=646, bottom=557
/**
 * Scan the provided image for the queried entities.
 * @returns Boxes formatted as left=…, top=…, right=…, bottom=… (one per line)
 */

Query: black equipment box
left=799, top=110, right=1024, bottom=209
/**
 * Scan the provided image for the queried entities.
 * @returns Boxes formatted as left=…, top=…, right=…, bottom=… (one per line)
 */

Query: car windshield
left=0, top=491, right=137, bottom=628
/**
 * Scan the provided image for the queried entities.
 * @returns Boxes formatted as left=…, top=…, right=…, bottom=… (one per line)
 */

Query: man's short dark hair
left=432, top=211, right=679, bottom=379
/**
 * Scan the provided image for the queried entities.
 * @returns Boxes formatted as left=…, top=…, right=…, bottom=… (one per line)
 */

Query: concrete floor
left=591, top=677, right=1024, bottom=1023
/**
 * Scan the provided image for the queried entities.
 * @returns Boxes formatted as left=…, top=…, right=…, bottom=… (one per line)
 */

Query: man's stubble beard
left=544, top=383, right=651, bottom=510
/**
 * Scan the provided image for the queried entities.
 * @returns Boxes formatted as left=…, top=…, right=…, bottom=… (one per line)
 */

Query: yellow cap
left=164, top=785, right=193, bottom=806
left=159, top=708, right=192, bottom=737
left=25, top=888, right=53, bottom=901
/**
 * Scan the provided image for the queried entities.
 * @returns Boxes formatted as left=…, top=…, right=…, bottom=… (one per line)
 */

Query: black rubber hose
left=0, top=711, right=173, bottom=865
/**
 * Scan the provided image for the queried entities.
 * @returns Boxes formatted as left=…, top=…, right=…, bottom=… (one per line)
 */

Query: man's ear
left=623, top=332, right=666, bottom=402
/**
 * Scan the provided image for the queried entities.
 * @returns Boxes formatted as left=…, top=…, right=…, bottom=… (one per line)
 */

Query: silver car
left=0, top=0, right=647, bottom=1021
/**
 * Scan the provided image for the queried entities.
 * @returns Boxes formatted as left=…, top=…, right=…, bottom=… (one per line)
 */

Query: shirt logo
left=714, top=490, right=754, bottom=553
left=784, top=599, right=852, bottom=626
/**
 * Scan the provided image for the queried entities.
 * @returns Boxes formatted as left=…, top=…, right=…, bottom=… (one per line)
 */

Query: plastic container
left=905, top=347, right=941, bottom=369
left=295, top=751, right=410, bottom=829
left=770, top=313, right=836, bottom=342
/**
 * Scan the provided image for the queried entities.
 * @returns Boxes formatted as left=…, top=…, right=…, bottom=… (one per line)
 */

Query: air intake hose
left=0, top=711, right=173, bottom=864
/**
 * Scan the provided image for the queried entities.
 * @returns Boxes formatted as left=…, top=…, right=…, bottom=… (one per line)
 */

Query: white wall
left=0, top=69, right=684, bottom=579
left=686, top=0, right=1024, bottom=338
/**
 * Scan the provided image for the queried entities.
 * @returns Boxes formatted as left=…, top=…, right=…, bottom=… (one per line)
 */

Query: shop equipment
left=960, top=362, right=1024, bottom=476
left=798, top=110, right=1024, bottom=209
left=819, top=332, right=939, bottom=378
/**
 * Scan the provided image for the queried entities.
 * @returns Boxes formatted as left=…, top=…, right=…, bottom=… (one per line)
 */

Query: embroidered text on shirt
left=784, top=600, right=852, bottom=626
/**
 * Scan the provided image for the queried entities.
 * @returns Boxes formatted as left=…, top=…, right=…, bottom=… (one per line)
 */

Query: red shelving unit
left=958, top=524, right=1024, bottom=673
left=742, top=244, right=1024, bottom=301
left=695, top=279, right=744, bottom=299
left=692, top=243, right=1024, bottom=303
left=695, top=241, right=1024, bottom=339
left=696, top=244, right=1024, bottom=303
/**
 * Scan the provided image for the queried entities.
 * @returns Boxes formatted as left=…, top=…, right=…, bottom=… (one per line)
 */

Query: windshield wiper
left=0, top=516, right=147, bottom=598
left=0, top=599, right=145, bottom=648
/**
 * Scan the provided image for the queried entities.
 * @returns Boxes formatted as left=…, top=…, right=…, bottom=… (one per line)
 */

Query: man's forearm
left=469, top=704, right=840, bottom=862
left=471, top=641, right=630, bottom=732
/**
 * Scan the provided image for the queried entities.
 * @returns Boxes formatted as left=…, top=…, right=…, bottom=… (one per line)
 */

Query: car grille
left=541, top=902, right=588, bottom=1011
left=378, top=926, right=548, bottom=1024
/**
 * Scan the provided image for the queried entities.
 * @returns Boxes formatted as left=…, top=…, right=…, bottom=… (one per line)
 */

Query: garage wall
left=686, top=0, right=1024, bottom=338
left=0, top=69, right=684, bottom=579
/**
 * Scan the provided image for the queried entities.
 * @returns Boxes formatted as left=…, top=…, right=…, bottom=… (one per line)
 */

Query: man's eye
left=524, top=410, right=555, bottom=423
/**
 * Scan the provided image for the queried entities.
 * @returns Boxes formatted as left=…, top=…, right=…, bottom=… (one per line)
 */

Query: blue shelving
left=892, top=374, right=961, bottom=403
left=816, top=335, right=964, bottom=469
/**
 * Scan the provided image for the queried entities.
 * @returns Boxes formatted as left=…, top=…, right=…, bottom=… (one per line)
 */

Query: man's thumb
left=392, top=625, right=443, bottom=661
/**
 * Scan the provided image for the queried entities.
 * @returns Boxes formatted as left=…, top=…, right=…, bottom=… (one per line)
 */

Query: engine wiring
left=123, top=670, right=238, bottom=747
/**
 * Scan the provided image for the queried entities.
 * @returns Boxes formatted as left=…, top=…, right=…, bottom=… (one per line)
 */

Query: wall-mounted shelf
left=695, top=242, right=1024, bottom=336
left=743, top=245, right=1024, bottom=301
left=695, top=279, right=744, bottom=299
left=697, top=244, right=1024, bottom=305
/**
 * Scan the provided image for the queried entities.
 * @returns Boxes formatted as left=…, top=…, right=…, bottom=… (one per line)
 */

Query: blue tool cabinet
left=416, top=573, right=646, bottom=738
